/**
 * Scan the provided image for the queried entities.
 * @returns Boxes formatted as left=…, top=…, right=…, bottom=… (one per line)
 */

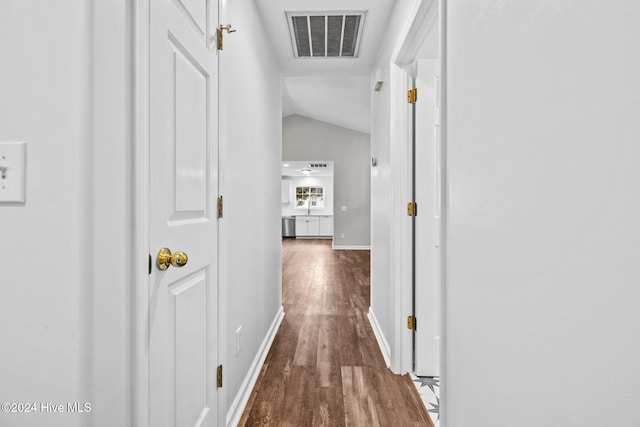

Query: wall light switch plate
left=0, top=142, right=27, bottom=203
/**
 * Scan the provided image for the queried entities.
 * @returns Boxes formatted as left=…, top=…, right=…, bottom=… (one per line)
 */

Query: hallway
left=239, top=239, right=432, bottom=426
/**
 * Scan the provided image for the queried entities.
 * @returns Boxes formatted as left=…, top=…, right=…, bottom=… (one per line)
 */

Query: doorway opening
left=281, top=160, right=335, bottom=242
left=388, top=0, right=444, bottom=423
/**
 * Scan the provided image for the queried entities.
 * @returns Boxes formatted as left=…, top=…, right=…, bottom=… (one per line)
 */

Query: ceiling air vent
left=286, top=11, right=366, bottom=59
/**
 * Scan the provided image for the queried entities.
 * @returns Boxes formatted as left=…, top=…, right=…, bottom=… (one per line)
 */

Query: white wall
left=281, top=175, right=334, bottom=217
left=0, top=5, right=86, bottom=425
left=221, top=0, right=283, bottom=422
left=369, top=65, right=394, bottom=361
left=0, top=2, right=132, bottom=427
left=283, top=114, right=370, bottom=248
left=445, top=1, right=640, bottom=425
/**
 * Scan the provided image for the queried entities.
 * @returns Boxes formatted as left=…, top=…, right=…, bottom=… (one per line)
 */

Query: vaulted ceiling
left=254, top=0, right=398, bottom=134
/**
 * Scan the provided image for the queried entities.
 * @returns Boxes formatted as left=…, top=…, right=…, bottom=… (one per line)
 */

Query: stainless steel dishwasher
left=282, top=216, right=296, bottom=237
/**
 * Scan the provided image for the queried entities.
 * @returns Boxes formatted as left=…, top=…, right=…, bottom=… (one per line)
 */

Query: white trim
left=392, top=0, right=439, bottom=67
left=133, top=0, right=151, bottom=426
left=332, top=244, right=371, bottom=250
left=368, top=308, right=391, bottom=367
left=226, top=306, right=285, bottom=427
left=388, top=0, right=441, bottom=376
left=439, top=1, right=448, bottom=424
left=389, top=62, right=413, bottom=374
left=88, top=1, right=137, bottom=424
left=385, top=0, right=427, bottom=379
left=217, top=0, right=228, bottom=424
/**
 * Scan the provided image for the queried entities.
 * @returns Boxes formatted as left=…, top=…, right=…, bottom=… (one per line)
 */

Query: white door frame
left=388, top=59, right=414, bottom=374
left=217, top=1, right=229, bottom=424
left=413, top=58, right=442, bottom=377
left=132, top=1, right=226, bottom=425
left=133, top=1, right=151, bottom=425
left=388, top=0, right=445, bottom=384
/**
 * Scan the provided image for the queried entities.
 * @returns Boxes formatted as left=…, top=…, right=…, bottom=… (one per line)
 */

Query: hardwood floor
left=238, top=239, right=433, bottom=427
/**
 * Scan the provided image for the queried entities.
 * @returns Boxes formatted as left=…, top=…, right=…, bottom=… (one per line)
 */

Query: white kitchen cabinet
left=295, top=216, right=320, bottom=236
left=295, top=215, right=332, bottom=237
left=319, top=215, right=333, bottom=236
left=281, top=180, right=291, bottom=203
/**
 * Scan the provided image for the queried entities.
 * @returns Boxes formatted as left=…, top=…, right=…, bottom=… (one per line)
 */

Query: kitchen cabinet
left=319, top=216, right=333, bottom=236
left=281, top=180, right=291, bottom=203
left=295, top=215, right=333, bottom=237
left=295, top=216, right=319, bottom=236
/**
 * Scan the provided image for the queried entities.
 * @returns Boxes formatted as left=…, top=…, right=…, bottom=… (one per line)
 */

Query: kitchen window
left=296, top=186, right=324, bottom=209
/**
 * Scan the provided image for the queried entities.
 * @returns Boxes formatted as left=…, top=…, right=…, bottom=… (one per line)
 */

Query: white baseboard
left=332, top=244, right=371, bottom=250
left=368, top=308, right=391, bottom=367
left=226, top=306, right=285, bottom=426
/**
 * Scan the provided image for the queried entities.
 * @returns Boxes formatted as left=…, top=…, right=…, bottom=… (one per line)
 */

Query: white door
left=149, top=0, right=219, bottom=426
left=414, top=59, right=441, bottom=376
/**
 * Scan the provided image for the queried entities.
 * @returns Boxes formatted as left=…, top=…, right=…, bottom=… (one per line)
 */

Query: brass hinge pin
left=407, top=88, right=418, bottom=104
left=217, top=25, right=236, bottom=51
left=407, top=315, right=417, bottom=331
left=217, top=196, right=223, bottom=218
left=407, top=201, right=417, bottom=217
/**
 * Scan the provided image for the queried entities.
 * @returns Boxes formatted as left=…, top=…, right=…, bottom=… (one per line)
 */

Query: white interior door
left=414, top=59, right=441, bottom=376
left=149, top=0, right=219, bottom=426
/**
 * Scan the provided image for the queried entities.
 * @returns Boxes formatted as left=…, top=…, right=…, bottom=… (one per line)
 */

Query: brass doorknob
left=156, top=248, right=189, bottom=270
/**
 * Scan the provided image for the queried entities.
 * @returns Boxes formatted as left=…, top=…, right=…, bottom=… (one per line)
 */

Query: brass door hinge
left=217, top=365, right=223, bottom=388
left=407, top=201, right=417, bottom=217
left=407, top=88, right=418, bottom=104
left=217, top=196, right=223, bottom=218
left=217, top=25, right=236, bottom=51
left=407, top=315, right=417, bottom=331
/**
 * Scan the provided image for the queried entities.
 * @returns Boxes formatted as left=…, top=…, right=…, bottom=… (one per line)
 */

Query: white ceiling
left=254, top=0, right=398, bottom=134
left=282, top=75, right=371, bottom=134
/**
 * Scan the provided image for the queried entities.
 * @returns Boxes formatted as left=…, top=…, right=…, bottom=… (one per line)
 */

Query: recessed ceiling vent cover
left=286, top=11, right=366, bottom=59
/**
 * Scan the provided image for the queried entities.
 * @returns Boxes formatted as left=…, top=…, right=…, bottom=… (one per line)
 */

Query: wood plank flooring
left=238, top=239, right=433, bottom=427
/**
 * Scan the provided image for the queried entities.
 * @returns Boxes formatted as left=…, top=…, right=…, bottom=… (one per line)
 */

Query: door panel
left=172, top=38, right=208, bottom=217
left=172, top=270, right=208, bottom=426
left=149, top=0, right=218, bottom=425
left=174, top=0, right=207, bottom=36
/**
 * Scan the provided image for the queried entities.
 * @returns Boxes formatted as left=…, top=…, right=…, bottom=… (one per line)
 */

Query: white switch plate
left=341, top=205, right=347, bottom=211
left=0, top=142, right=27, bottom=203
